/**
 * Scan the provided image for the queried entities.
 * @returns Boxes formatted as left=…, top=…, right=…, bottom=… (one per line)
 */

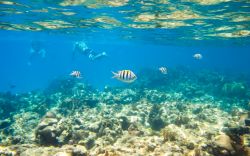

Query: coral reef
left=0, top=68, right=249, bottom=155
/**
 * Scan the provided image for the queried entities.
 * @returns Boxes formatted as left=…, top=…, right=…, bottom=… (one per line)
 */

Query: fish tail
left=111, top=71, right=118, bottom=78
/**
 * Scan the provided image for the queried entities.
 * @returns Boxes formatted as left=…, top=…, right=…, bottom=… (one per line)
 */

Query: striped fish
left=70, top=70, right=82, bottom=78
left=112, top=70, right=137, bottom=83
left=159, top=67, right=167, bottom=75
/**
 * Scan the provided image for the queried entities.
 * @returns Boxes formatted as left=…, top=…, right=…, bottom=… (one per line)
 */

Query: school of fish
left=70, top=53, right=202, bottom=83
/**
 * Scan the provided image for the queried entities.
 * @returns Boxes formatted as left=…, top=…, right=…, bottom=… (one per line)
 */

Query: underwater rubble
left=0, top=68, right=250, bottom=156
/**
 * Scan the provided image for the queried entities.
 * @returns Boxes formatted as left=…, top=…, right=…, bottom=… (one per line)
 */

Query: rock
left=35, top=114, right=74, bottom=146
left=174, top=115, right=190, bottom=126
left=19, top=147, right=54, bottom=156
left=37, top=125, right=58, bottom=145
left=62, top=145, right=87, bottom=156
left=162, top=126, right=178, bottom=142
left=6, top=145, right=87, bottom=156
left=147, top=142, right=156, bottom=151
left=0, top=146, right=15, bottom=156
left=37, top=118, right=58, bottom=130
left=72, top=145, right=87, bottom=156
left=128, top=123, right=144, bottom=136
left=35, top=116, right=60, bottom=145
left=186, top=148, right=201, bottom=156
left=11, top=136, right=22, bottom=144
left=148, top=104, right=165, bottom=131
left=214, top=134, right=235, bottom=154
left=57, top=129, right=72, bottom=144
left=71, top=130, right=88, bottom=144
left=119, top=116, right=130, bottom=130
left=185, top=142, right=195, bottom=150
left=85, top=137, right=95, bottom=149
left=54, top=152, right=72, bottom=156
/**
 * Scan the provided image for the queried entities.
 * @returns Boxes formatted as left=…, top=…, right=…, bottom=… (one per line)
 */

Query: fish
left=70, top=70, right=82, bottom=78
left=159, top=67, right=167, bottom=74
left=112, top=70, right=137, bottom=83
left=193, top=53, right=202, bottom=60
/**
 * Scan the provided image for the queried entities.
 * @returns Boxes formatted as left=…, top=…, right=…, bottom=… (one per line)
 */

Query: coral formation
left=0, top=68, right=249, bottom=155
left=148, top=104, right=165, bottom=131
left=213, top=134, right=235, bottom=155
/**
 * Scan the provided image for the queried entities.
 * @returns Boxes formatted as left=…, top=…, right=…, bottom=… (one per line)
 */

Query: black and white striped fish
left=112, top=70, right=137, bottom=83
left=70, top=70, right=82, bottom=78
left=159, top=67, right=167, bottom=75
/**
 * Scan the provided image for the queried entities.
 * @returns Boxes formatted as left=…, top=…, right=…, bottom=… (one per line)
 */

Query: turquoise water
left=0, top=0, right=250, bottom=155
left=0, top=30, right=249, bottom=92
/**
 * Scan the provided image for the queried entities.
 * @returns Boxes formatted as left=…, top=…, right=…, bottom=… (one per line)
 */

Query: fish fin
left=111, top=71, right=118, bottom=78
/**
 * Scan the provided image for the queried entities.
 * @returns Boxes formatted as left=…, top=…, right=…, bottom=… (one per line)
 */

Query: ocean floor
left=0, top=68, right=250, bottom=156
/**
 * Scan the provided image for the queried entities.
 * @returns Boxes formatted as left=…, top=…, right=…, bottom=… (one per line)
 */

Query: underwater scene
left=0, top=0, right=250, bottom=156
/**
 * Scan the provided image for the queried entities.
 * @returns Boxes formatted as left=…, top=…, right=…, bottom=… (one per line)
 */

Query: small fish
left=112, top=70, right=137, bottom=83
left=70, top=70, right=82, bottom=78
left=159, top=67, right=167, bottom=75
left=193, top=53, right=202, bottom=60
